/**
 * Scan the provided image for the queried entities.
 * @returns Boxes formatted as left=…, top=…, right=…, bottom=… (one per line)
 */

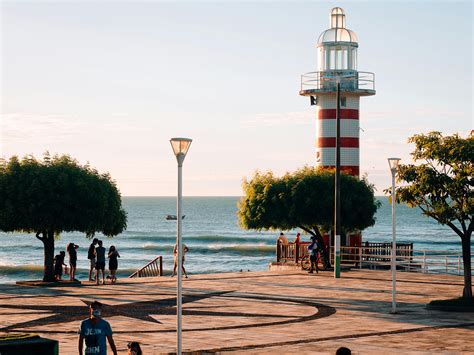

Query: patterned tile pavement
left=0, top=269, right=472, bottom=354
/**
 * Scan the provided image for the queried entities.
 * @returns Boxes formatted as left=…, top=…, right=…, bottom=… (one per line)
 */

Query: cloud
left=241, top=110, right=314, bottom=128
left=0, top=113, right=84, bottom=141
left=363, top=107, right=466, bottom=122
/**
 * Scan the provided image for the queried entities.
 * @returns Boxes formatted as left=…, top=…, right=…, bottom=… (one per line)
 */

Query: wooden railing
left=129, top=256, right=163, bottom=278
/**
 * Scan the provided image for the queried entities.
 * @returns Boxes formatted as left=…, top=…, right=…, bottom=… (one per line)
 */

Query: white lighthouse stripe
left=318, top=119, right=360, bottom=138
left=317, top=95, right=360, bottom=110
left=317, top=147, right=359, bottom=166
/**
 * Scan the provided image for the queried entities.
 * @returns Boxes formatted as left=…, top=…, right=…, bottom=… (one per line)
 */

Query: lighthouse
left=300, top=7, right=375, bottom=177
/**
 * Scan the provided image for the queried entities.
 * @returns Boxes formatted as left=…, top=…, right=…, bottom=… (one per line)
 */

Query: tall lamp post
left=388, top=157, right=400, bottom=314
left=321, top=74, right=355, bottom=279
left=334, top=78, right=342, bottom=279
left=170, top=137, right=192, bottom=355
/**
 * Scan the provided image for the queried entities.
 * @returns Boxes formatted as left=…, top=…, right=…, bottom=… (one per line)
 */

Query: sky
left=1, top=0, right=472, bottom=196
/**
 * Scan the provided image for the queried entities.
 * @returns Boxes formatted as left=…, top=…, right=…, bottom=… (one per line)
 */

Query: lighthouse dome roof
left=317, top=7, right=358, bottom=45
left=317, top=28, right=358, bottom=45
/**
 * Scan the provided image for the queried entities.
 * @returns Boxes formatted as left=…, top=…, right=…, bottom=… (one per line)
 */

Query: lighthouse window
left=330, top=49, right=336, bottom=70
left=342, top=48, right=348, bottom=69
left=341, top=97, right=347, bottom=107
left=351, top=48, right=357, bottom=70
left=336, top=49, right=343, bottom=69
left=319, top=48, right=325, bottom=71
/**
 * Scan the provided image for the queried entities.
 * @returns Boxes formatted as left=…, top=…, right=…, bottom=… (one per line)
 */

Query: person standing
left=308, top=236, right=320, bottom=274
left=294, top=233, right=301, bottom=244
left=107, top=246, right=120, bottom=284
left=95, top=240, right=106, bottom=285
left=88, top=238, right=99, bottom=281
left=67, top=243, right=79, bottom=281
left=54, top=251, right=67, bottom=281
left=171, top=243, right=189, bottom=278
left=78, top=300, right=117, bottom=355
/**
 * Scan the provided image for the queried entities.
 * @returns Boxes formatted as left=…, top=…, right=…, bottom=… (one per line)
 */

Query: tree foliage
left=0, top=153, right=127, bottom=281
left=238, top=167, right=380, bottom=239
left=395, top=132, right=473, bottom=298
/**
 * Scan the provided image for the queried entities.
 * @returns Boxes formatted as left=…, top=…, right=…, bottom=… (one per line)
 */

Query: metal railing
left=276, top=242, right=472, bottom=275
left=334, top=247, right=471, bottom=276
left=276, top=241, right=413, bottom=264
left=129, top=256, right=163, bottom=278
left=300, top=71, right=375, bottom=92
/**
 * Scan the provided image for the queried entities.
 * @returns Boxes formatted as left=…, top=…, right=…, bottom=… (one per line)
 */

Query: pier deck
left=0, top=269, right=472, bottom=354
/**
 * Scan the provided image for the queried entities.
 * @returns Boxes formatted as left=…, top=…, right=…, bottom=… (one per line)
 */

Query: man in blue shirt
left=78, top=301, right=117, bottom=355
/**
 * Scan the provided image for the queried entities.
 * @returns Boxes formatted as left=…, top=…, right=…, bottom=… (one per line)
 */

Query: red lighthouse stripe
left=319, top=165, right=360, bottom=176
left=317, top=137, right=359, bottom=148
left=318, top=109, right=359, bottom=120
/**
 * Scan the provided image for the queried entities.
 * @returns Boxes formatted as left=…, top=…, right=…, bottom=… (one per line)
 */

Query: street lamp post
left=334, top=78, right=341, bottom=278
left=388, top=157, right=400, bottom=314
left=322, top=73, right=354, bottom=279
left=170, top=137, right=192, bottom=355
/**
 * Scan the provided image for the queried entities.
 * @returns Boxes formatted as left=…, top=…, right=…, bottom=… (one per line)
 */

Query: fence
left=276, top=240, right=472, bottom=275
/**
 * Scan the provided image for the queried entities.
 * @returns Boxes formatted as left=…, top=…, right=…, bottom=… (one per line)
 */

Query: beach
left=0, top=197, right=464, bottom=284
left=0, top=269, right=472, bottom=353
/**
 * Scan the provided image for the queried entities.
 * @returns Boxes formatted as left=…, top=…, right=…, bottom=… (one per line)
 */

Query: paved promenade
left=0, top=269, right=472, bottom=354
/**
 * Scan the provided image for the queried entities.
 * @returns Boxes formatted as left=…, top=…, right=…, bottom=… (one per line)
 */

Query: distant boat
left=166, top=215, right=185, bottom=220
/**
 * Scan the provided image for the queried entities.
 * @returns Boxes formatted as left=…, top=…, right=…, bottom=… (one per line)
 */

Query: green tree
left=0, top=154, right=127, bottom=282
left=238, top=167, right=380, bottom=262
left=395, top=132, right=473, bottom=298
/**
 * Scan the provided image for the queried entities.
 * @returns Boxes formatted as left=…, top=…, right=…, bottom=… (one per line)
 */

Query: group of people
left=53, top=238, right=120, bottom=284
left=281, top=231, right=323, bottom=274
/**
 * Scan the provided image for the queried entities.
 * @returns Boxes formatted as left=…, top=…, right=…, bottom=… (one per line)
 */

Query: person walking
left=107, top=246, right=120, bottom=284
left=78, top=300, right=117, bottom=355
left=67, top=243, right=79, bottom=281
left=171, top=243, right=189, bottom=278
left=88, top=238, right=99, bottom=281
left=95, top=240, right=106, bottom=285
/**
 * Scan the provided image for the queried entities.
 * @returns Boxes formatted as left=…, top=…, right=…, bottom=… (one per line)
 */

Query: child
left=54, top=251, right=67, bottom=281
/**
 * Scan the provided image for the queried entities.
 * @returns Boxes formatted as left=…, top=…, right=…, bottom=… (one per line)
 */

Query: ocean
left=0, top=197, right=468, bottom=283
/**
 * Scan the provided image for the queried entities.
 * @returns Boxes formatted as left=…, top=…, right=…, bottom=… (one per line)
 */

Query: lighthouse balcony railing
left=300, top=71, right=375, bottom=92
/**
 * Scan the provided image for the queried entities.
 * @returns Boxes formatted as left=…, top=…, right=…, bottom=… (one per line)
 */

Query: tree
left=0, top=154, right=127, bottom=282
left=238, top=167, right=380, bottom=262
left=395, top=132, right=473, bottom=299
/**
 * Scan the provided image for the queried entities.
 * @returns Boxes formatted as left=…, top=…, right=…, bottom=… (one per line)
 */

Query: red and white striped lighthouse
left=300, top=7, right=375, bottom=177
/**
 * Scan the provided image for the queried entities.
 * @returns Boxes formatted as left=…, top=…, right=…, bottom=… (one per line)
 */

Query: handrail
left=129, top=256, right=163, bottom=278
left=300, top=71, right=375, bottom=92
left=275, top=241, right=472, bottom=275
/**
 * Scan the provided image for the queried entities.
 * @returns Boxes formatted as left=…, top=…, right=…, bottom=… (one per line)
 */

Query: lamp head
left=170, top=138, right=192, bottom=165
left=387, top=157, right=401, bottom=173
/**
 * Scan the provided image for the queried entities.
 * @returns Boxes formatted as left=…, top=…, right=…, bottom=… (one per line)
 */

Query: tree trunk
left=42, top=230, right=55, bottom=282
left=461, top=236, right=472, bottom=299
